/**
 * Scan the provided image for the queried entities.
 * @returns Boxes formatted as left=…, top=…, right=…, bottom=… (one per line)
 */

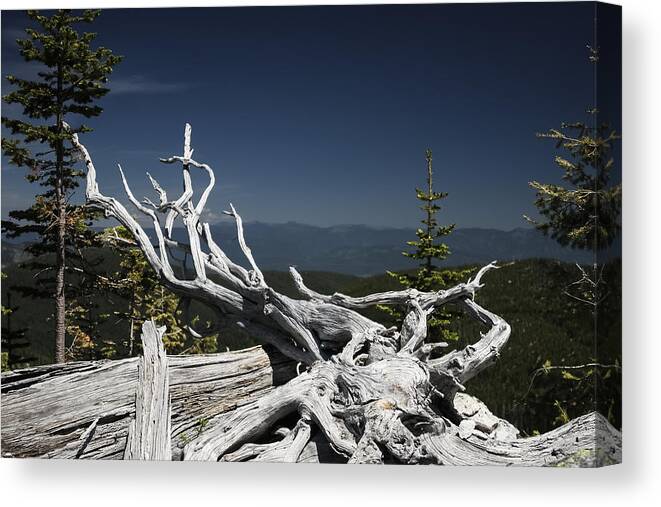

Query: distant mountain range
left=2, top=222, right=620, bottom=275
left=169, top=222, right=616, bottom=275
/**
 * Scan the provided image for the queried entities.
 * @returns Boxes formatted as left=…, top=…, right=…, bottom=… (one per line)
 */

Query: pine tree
left=526, top=57, right=621, bottom=253
left=525, top=46, right=621, bottom=306
left=526, top=110, right=621, bottom=315
left=382, top=149, right=471, bottom=342
left=1, top=10, right=122, bottom=363
left=525, top=46, right=622, bottom=427
left=97, top=226, right=217, bottom=357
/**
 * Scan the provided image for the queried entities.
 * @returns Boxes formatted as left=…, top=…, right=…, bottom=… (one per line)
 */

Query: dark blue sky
left=1, top=3, right=620, bottom=230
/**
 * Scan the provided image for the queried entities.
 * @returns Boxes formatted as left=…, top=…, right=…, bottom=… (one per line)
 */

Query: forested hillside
left=1, top=251, right=621, bottom=435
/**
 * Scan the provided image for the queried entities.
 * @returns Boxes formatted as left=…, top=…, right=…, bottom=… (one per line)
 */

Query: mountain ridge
left=165, top=222, right=614, bottom=275
left=2, top=222, right=620, bottom=275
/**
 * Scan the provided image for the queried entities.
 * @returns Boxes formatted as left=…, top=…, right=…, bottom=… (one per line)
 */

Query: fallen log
left=1, top=344, right=296, bottom=459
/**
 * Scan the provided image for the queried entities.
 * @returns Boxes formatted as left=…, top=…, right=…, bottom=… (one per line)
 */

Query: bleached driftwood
left=2, top=123, right=621, bottom=465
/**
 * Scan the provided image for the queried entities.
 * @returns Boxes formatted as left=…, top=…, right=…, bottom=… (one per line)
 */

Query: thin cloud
left=0, top=65, right=189, bottom=98
left=107, top=75, right=193, bottom=95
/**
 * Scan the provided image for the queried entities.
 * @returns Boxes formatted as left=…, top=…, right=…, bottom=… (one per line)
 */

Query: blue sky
left=1, top=3, right=620, bottom=230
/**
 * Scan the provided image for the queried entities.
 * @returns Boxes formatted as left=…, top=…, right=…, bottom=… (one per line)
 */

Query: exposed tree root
left=2, top=346, right=620, bottom=466
left=1, top=124, right=622, bottom=466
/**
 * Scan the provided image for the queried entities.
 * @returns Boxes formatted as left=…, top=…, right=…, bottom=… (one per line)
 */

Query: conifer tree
left=383, top=149, right=470, bottom=342
left=98, top=226, right=217, bottom=357
left=1, top=10, right=122, bottom=363
left=526, top=58, right=621, bottom=253
left=526, top=46, right=621, bottom=308
left=525, top=46, right=622, bottom=427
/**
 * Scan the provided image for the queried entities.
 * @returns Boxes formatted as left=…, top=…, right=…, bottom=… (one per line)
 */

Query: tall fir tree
left=382, top=149, right=471, bottom=342
left=1, top=10, right=122, bottom=363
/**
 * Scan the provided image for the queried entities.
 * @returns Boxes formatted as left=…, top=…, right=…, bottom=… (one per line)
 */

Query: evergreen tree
left=526, top=110, right=621, bottom=320
left=525, top=46, right=621, bottom=306
left=525, top=46, right=622, bottom=427
left=382, top=149, right=471, bottom=342
left=97, top=226, right=217, bottom=357
left=525, top=84, right=621, bottom=249
left=63, top=269, right=117, bottom=361
left=1, top=10, right=122, bottom=363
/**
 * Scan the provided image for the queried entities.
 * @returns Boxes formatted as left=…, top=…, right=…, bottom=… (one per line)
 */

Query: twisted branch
left=65, top=124, right=618, bottom=466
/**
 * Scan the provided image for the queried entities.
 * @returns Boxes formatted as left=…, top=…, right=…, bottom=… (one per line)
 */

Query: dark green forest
left=1, top=248, right=621, bottom=436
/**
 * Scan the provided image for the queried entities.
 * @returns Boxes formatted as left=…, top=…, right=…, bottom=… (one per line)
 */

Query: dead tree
left=3, top=124, right=620, bottom=465
left=1, top=329, right=297, bottom=460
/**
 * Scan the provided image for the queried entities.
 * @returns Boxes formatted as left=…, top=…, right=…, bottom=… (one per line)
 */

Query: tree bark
left=54, top=61, right=66, bottom=364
